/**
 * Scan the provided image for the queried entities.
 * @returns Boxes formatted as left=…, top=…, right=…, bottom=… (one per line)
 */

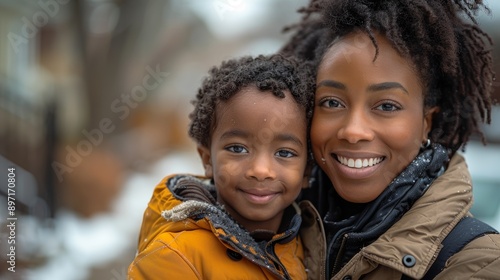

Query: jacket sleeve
left=128, top=239, right=201, bottom=280
left=434, top=233, right=500, bottom=279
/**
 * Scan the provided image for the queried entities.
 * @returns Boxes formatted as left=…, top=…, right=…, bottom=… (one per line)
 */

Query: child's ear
left=197, top=145, right=213, bottom=178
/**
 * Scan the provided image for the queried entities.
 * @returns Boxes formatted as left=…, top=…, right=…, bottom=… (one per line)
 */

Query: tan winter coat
left=301, top=153, right=500, bottom=280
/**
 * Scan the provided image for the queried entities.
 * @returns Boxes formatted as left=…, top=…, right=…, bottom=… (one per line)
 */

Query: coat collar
left=324, top=144, right=449, bottom=276
left=161, top=174, right=303, bottom=279
left=359, top=153, right=473, bottom=279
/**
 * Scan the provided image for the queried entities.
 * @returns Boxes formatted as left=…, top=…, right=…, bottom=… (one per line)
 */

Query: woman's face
left=311, top=32, right=435, bottom=203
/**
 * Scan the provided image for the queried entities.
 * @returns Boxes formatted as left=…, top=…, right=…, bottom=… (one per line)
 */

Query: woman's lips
left=331, top=153, right=385, bottom=179
left=337, top=155, right=384, bottom=168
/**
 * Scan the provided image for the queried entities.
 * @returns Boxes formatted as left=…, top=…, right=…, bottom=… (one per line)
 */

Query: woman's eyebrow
left=317, top=80, right=345, bottom=90
left=367, top=82, right=408, bottom=94
left=317, top=80, right=408, bottom=94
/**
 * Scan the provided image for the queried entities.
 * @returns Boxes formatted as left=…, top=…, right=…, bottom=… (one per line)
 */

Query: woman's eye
left=319, top=98, right=343, bottom=108
left=275, top=150, right=296, bottom=158
left=375, top=102, right=401, bottom=112
left=226, top=145, right=248, bottom=154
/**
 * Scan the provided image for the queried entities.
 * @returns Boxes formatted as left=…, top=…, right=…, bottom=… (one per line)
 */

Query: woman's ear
left=197, top=145, right=213, bottom=178
left=423, top=106, right=439, bottom=140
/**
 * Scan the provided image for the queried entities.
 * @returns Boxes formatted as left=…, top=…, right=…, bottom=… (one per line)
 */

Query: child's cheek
left=215, top=162, right=244, bottom=186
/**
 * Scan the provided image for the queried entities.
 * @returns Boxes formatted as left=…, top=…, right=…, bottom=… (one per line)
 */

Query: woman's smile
left=330, top=153, right=385, bottom=180
left=335, top=154, right=385, bottom=168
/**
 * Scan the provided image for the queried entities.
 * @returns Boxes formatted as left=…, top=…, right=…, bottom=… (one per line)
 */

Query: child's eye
left=319, top=98, right=343, bottom=108
left=226, top=145, right=248, bottom=154
left=275, top=149, right=296, bottom=158
left=375, top=102, right=401, bottom=112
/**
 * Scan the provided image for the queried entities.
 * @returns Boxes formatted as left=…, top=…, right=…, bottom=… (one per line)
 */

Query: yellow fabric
left=128, top=175, right=308, bottom=280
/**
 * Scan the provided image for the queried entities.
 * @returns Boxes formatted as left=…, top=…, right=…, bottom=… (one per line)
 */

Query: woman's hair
left=189, top=54, right=315, bottom=147
left=281, top=0, right=495, bottom=153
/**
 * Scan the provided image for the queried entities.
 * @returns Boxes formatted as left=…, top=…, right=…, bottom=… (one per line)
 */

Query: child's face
left=198, top=86, right=308, bottom=232
left=311, top=31, right=435, bottom=203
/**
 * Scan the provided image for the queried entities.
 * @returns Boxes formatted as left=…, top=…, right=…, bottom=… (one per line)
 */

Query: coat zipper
left=326, top=226, right=350, bottom=278
left=266, top=233, right=293, bottom=280
left=332, top=234, right=348, bottom=276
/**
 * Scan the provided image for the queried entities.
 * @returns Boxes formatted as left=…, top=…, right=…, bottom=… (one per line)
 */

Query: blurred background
left=0, top=0, right=498, bottom=279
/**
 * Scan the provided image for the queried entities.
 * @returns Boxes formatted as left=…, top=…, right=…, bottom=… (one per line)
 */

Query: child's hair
left=188, top=54, right=315, bottom=147
left=281, top=0, right=495, bottom=153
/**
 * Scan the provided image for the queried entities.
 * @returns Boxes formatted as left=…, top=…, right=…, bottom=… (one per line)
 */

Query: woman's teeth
left=337, top=155, right=384, bottom=168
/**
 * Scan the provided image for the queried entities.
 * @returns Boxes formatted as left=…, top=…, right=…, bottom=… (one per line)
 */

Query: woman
left=281, top=0, right=500, bottom=279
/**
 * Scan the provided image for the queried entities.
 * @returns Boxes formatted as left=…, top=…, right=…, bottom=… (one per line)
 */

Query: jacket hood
left=136, top=174, right=208, bottom=253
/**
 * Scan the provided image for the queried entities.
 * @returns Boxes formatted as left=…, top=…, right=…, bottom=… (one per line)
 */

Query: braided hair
left=281, top=0, right=495, bottom=153
left=189, top=54, right=315, bottom=147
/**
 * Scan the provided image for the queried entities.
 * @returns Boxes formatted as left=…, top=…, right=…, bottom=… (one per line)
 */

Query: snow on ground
left=19, top=151, right=202, bottom=280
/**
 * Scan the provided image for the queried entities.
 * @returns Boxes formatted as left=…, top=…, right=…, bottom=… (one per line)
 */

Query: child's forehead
left=212, top=87, right=307, bottom=142
left=216, top=86, right=303, bottom=117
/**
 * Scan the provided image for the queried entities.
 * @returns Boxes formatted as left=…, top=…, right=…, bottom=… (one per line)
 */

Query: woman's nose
left=337, top=111, right=375, bottom=143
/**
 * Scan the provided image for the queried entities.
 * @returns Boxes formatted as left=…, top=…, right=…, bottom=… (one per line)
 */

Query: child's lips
left=240, top=189, right=279, bottom=204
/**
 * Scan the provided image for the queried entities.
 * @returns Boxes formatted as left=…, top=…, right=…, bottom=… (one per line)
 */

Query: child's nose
left=246, top=153, right=276, bottom=181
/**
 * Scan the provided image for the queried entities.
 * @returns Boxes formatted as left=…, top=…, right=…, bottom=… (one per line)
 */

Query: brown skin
left=198, top=86, right=309, bottom=233
left=311, top=31, right=438, bottom=203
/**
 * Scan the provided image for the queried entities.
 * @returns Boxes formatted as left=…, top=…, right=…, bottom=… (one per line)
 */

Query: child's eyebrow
left=220, top=129, right=248, bottom=140
left=275, top=133, right=304, bottom=147
left=221, top=130, right=303, bottom=147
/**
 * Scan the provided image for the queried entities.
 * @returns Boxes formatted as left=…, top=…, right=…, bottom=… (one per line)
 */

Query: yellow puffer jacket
left=128, top=174, right=316, bottom=280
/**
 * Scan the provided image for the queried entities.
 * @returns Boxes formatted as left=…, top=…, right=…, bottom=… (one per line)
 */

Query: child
left=128, top=54, right=319, bottom=279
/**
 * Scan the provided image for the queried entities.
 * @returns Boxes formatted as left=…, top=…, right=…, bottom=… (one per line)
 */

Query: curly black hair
left=280, top=0, right=495, bottom=153
left=188, top=54, right=315, bottom=147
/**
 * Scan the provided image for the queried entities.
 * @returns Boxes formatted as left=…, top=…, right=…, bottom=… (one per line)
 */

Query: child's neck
left=223, top=205, right=284, bottom=234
